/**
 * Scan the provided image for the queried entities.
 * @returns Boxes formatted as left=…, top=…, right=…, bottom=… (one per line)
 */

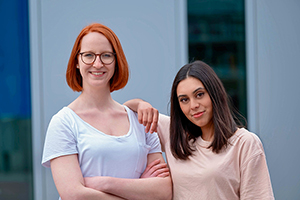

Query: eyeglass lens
left=81, top=52, right=115, bottom=65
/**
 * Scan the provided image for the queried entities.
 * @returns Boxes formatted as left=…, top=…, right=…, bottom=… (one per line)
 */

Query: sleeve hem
left=41, top=151, right=78, bottom=168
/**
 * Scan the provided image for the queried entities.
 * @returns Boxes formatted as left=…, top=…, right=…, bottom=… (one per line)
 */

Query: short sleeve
left=41, top=110, right=78, bottom=168
left=239, top=133, right=274, bottom=199
left=146, top=131, right=161, bottom=154
left=156, top=113, right=170, bottom=152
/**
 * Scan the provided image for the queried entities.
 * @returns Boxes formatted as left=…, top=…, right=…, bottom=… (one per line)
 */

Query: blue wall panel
left=0, top=0, right=31, bottom=118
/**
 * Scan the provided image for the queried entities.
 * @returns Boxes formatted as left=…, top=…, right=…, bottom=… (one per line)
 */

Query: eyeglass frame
left=78, top=51, right=116, bottom=65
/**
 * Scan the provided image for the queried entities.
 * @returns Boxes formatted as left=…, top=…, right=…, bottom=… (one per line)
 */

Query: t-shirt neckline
left=64, top=105, right=132, bottom=138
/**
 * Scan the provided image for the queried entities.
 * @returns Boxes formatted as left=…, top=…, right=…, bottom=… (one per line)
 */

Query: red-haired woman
left=42, top=23, right=172, bottom=200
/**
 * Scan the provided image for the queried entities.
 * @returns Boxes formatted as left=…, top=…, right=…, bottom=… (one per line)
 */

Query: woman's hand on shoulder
left=124, top=99, right=159, bottom=133
left=136, top=101, right=159, bottom=134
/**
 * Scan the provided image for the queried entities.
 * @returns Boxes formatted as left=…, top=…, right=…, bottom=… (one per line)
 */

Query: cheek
left=108, top=63, right=116, bottom=73
left=204, top=96, right=213, bottom=110
left=206, top=104, right=213, bottom=120
left=108, top=65, right=116, bottom=79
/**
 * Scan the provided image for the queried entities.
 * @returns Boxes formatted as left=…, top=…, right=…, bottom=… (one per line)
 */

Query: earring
left=77, top=65, right=79, bottom=68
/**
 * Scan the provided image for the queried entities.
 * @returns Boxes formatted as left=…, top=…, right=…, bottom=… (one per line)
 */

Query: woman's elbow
left=59, top=186, right=88, bottom=200
left=166, top=183, right=173, bottom=200
left=60, top=193, right=87, bottom=200
left=159, top=177, right=173, bottom=200
left=163, top=189, right=173, bottom=200
left=60, top=193, right=82, bottom=200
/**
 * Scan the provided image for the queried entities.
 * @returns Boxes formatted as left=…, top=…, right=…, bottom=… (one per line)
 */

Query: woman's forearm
left=62, top=186, right=125, bottom=200
left=123, top=99, right=145, bottom=112
left=124, top=99, right=159, bottom=133
left=85, top=176, right=172, bottom=200
left=51, top=155, right=126, bottom=200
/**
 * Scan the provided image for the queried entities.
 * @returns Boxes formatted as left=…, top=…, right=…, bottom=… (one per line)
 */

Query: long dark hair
left=170, top=60, right=238, bottom=160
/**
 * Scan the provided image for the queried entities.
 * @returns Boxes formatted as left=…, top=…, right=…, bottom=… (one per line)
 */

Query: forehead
left=177, top=77, right=205, bottom=95
left=81, top=32, right=112, bottom=50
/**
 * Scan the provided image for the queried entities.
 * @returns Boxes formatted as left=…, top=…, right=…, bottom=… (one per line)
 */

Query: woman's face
left=177, top=77, right=213, bottom=131
left=77, top=32, right=115, bottom=90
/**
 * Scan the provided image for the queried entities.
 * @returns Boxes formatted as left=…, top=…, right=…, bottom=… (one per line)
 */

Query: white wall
left=246, top=0, right=300, bottom=199
left=29, top=0, right=187, bottom=199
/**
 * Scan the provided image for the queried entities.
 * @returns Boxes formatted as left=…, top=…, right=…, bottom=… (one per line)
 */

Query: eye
left=196, top=92, right=204, bottom=98
left=102, top=53, right=113, bottom=58
left=179, top=97, right=189, bottom=103
left=83, top=52, right=94, bottom=57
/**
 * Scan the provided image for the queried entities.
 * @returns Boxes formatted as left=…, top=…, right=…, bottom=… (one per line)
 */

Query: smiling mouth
left=91, top=72, right=104, bottom=75
left=193, top=111, right=204, bottom=118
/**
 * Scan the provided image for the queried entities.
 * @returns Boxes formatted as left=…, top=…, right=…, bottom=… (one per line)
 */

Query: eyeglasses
left=79, top=52, right=116, bottom=65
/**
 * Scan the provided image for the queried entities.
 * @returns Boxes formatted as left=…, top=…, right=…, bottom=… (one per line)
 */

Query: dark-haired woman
left=41, top=23, right=171, bottom=200
left=125, top=60, right=274, bottom=199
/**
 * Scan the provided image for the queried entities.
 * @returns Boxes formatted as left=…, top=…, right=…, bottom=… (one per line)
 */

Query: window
left=0, top=1, right=33, bottom=199
left=188, top=0, right=247, bottom=120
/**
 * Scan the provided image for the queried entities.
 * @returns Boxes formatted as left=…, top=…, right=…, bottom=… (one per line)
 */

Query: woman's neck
left=70, top=85, right=117, bottom=112
left=201, top=122, right=214, bottom=142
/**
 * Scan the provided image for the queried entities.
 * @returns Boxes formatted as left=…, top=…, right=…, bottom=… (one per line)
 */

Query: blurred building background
left=0, top=0, right=299, bottom=199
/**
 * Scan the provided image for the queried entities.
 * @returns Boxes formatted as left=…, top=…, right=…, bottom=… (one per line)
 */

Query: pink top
left=157, top=114, right=274, bottom=200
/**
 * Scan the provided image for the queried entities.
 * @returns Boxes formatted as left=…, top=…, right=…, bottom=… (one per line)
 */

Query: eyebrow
left=193, top=87, right=205, bottom=94
left=177, top=87, right=205, bottom=98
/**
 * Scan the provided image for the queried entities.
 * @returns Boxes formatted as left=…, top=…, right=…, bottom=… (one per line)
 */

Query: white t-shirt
left=42, top=106, right=161, bottom=179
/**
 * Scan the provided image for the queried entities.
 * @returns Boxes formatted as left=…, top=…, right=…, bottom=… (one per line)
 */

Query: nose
left=190, top=98, right=200, bottom=110
left=93, top=55, right=104, bottom=68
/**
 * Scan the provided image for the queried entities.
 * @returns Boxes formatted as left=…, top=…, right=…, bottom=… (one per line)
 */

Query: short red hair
left=66, top=23, right=129, bottom=92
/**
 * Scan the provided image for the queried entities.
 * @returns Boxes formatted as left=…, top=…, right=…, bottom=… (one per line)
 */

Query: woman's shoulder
left=49, top=106, right=78, bottom=125
left=233, top=128, right=262, bottom=143
left=156, top=113, right=170, bottom=144
left=54, top=106, right=74, bottom=117
left=158, top=113, right=170, bottom=130
left=231, top=128, right=265, bottom=155
left=123, top=105, right=139, bottom=122
left=158, top=113, right=170, bottom=123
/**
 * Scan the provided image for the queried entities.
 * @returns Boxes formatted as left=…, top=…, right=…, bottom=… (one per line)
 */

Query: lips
left=193, top=111, right=204, bottom=118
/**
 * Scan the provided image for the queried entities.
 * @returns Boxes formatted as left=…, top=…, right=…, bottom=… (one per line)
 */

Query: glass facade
left=0, top=0, right=33, bottom=199
left=188, top=0, right=247, bottom=119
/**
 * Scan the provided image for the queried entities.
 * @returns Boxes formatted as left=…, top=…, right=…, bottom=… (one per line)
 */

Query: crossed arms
left=50, top=101, right=171, bottom=200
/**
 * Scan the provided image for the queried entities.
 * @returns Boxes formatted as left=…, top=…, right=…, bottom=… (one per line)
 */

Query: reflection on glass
left=188, top=0, right=247, bottom=120
left=0, top=0, right=33, bottom=199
